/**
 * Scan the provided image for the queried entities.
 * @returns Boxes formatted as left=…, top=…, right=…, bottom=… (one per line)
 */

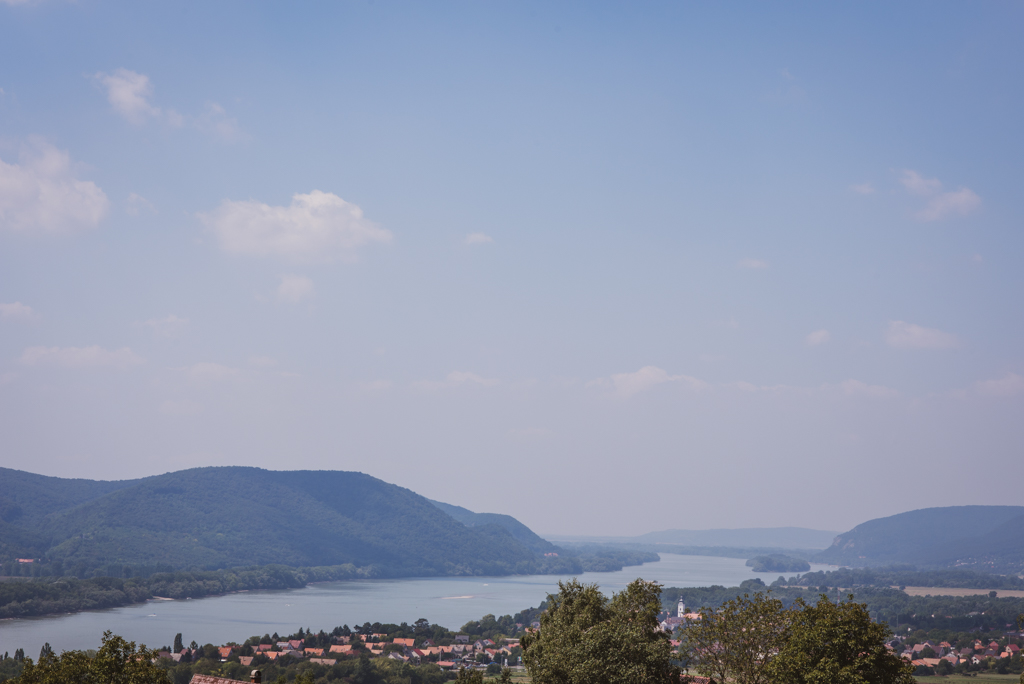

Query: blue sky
left=1, top=1, right=1021, bottom=535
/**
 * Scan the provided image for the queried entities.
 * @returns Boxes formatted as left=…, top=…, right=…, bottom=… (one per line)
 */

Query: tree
left=680, top=591, right=790, bottom=684
left=173, top=633, right=183, bottom=653
left=14, top=631, right=168, bottom=684
left=454, top=666, right=484, bottom=683
left=521, top=578, right=678, bottom=684
left=766, top=595, right=915, bottom=684
left=36, top=645, right=51, bottom=662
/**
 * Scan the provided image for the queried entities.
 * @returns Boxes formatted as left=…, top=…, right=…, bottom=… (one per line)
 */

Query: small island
left=745, top=554, right=810, bottom=573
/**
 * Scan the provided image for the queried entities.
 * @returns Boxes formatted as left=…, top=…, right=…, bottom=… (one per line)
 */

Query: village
left=159, top=632, right=525, bottom=674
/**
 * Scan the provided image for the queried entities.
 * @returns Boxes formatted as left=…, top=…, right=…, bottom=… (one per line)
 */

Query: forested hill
left=814, top=505, right=1024, bottom=572
left=0, top=467, right=565, bottom=579
left=428, top=499, right=558, bottom=554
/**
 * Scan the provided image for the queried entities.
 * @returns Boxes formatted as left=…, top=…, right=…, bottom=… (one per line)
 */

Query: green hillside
left=814, top=505, right=1024, bottom=572
left=428, top=499, right=558, bottom=554
left=0, top=467, right=548, bottom=577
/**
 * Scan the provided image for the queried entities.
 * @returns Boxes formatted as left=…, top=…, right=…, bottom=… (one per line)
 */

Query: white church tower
left=677, top=598, right=685, bottom=618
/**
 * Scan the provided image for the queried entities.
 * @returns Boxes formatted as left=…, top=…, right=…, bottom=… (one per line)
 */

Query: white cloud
left=194, top=102, right=245, bottom=142
left=970, top=254, right=984, bottom=265
left=899, top=169, right=942, bottom=196
left=974, top=373, right=1024, bottom=398
left=899, top=169, right=981, bottom=221
left=445, top=371, right=498, bottom=387
left=0, top=139, right=109, bottom=233
left=201, top=190, right=392, bottom=261
left=277, top=274, right=315, bottom=303
left=805, top=329, right=830, bottom=346
left=737, top=258, right=768, bottom=270
left=125, top=193, right=156, bottom=216
left=94, top=69, right=162, bottom=125
left=837, top=379, right=898, bottom=398
left=593, top=366, right=708, bottom=398
left=140, top=314, right=187, bottom=337
left=465, top=232, right=493, bottom=245
left=917, top=187, right=981, bottom=222
left=849, top=183, right=875, bottom=195
left=0, top=302, right=34, bottom=320
left=20, top=345, right=143, bottom=368
left=185, top=362, right=239, bottom=383
left=885, top=320, right=959, bottom=350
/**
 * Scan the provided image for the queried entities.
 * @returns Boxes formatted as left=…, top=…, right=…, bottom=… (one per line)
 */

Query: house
left=329, top=645, right=352, bottom=654
left=257, top=644, right=273, bottom=652
left=971, top=655, right=985, bottom=666
left=288, top=640, right=303, bottom=650
left=393, top=638, right=415, bottom=648
left=191, top=673, right=263, bottom=684
left=455, top=635, right=470, bottom=644
left=421, top=639, right=436, bottom=647
left=218, top=647, right=233, bottom=659
left=437, top=661, right=456, bottom=669
left=304, top=648, right=324, bottom=656
left=239, top=657, right=254, bottom=666
left=310, top=658, right=337, bottom=666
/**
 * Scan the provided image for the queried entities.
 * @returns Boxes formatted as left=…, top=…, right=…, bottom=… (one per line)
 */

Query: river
left=0, top=554, right=832, bottom=656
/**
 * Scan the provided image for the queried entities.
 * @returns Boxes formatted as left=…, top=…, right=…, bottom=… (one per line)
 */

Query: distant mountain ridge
left=814, top=505, right=1024, bottom=573
left=0, top=467, right=557, bottom=578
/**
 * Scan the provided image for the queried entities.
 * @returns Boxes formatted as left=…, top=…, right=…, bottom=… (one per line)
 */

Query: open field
left=900, top=586, right=1024, bottom=598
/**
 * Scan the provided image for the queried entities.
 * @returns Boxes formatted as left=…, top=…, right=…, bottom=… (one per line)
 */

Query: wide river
left=0, top=554, right=832, bottom=655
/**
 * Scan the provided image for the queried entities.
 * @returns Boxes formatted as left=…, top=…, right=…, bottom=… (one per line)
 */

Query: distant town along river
left=0, top=554, right=832, bottom=656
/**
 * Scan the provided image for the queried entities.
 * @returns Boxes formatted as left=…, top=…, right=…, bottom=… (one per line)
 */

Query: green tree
left=766, top=595, right=915, bottom=684
left=15, top=631, right=168, bottom=684
left=680, top=591, right=790, bottom=684
left=172, top=634, right=183, bottom=653
left=521, top=578, right=678, bottom=684
left=454, top=666, right=484, bottom=683
left=36, top=645, right=52, bottom=662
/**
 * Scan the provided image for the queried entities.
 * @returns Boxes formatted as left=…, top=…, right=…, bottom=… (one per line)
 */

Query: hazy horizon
left=1, top=2, right=1022, bottom=536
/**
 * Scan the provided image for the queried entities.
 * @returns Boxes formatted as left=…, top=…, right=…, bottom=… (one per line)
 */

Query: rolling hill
left=0, top=467, right=551, bottom=577
left=814, top=505, right=1024, bottom=573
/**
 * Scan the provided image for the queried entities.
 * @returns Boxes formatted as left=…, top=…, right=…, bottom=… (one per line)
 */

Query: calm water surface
left=0, top=554, right=832, bottom=655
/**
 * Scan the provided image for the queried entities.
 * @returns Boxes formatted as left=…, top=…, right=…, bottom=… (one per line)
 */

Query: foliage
left=680, top=590, right=789, bottom=684
left=783, top=566, right=1024, bottom=590
left=745, top=555, right=810, bottom=573
left=13, top=631, right=167, bottom=684
left=766, top=596, right=914, bottom=684
left=521, top=578, right=678, bottom=684
left=814, top=506, right=1024, bottom=573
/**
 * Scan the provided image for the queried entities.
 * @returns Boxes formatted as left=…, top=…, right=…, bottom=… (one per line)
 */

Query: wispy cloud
left=277, top=274, right=315, bottom=303
left=125, top=193, right=156, bottom=216
left=194, top=102, right=246, bottom=143
left=92, top=69, right=243, bottom=140
left=139, top=314, right=188, bottom=337
left=849, top=183, right=875, bottom=195
left=20, top=345, right=143, bottom=368
left=899, top=169, right=980, bottom=221
left=184, top=362, right=239, bottom=383
left=886, top=320, right=959, bottom=350
left=0, top=139, right=108, bottom=233
left=93, top=69, right=174, bottom=126
left=737, top=258, right=768, bottom=270
left=0, top=302, right=35, bottom=320
left=465, top=232, right=493, bottom=245
left=805, top=329, right=830, bottom=346
left=415, top=371, right=499, bottom=390
left=974, top=373, right=1024, bottom=398
left=837, top=379, right=898, bottom=398
left=591, top=365, right=708, bottom=398
left=201, top=190, right=392, bottom=261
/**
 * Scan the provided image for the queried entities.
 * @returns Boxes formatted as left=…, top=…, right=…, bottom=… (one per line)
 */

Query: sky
left=1, top=1, right=1022, bottom=537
